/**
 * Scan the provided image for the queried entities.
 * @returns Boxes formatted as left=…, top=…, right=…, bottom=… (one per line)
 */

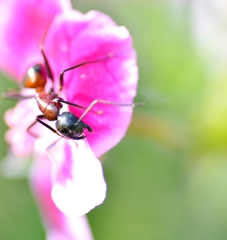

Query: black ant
left=2, top=45, right=143, bottom=141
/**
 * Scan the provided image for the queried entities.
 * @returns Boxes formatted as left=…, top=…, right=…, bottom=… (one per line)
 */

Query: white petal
left=29, top=155, right=94, bottom=240
left=50, top=139, right=106, bottom=217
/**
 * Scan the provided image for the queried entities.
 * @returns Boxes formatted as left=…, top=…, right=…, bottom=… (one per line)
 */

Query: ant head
left=22, top=64, right=47, bottom=90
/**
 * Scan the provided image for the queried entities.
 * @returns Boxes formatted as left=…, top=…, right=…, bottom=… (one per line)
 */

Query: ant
left=2, top=43, right=143, bottom=142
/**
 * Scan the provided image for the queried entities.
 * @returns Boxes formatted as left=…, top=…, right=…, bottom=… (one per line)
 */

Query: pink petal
left=0, top=0, right=72, bottom=79
left=49, top=138, right=106, bottom=216
left=30, top=155, right=94, bottom=240
left=4, top=97, right=39, bottom=157
left=44, top=10, right=138, bottom=157
left=4, top=90, right=63, bottom=158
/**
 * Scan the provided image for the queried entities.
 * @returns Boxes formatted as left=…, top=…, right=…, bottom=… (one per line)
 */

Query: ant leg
left=46, top=137, right=63, bottom=177
left=46, top=137, right=79, bottom=181
left=39, top=17, right=55, bottom=89
left=76, top=100, right=144, bottom=125
left=36, top=115, right=63, bottom=138
left=2, top=89, right=34, bottom=100
left=59, top=62, right=88, bottom=93
left=58, top=55, right=111, bottom=93
left=27, top=120, right=39, bottom=138
left=46, top=137, right=62, bottom=154
left=39, top=45, right=54, bottom=87
left=56, top=98, right=101, bottom=115
left=56, top=98, right=87, bottom=110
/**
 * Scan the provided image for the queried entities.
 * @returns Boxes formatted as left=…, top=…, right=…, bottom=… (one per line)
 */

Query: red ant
left=2, top=44, right=143, bottom=141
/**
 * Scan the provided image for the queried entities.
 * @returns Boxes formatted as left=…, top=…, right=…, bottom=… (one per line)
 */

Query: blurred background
left=1, top=0, right=227, bottom=239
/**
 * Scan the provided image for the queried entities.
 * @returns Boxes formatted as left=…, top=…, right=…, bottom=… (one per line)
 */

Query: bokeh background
left=1, top=0, right=227, bottom=239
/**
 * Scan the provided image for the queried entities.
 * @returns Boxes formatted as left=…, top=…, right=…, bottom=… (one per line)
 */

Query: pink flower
left=0, top=0, right=138, bottom=239
left=30, top=155, right=94, bottom=240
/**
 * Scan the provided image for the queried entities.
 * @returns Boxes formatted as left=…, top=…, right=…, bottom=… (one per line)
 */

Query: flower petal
left=4, top=97, right=39, bottom=157
left=0, top=0, right=72, bottom=79
left=1, top=148, right=31, bottom=177
left=30, top=155, right=94, bottom=240
left=49, top=138, right=106, bottom=216
left=44, top=10, right=138, bottom=157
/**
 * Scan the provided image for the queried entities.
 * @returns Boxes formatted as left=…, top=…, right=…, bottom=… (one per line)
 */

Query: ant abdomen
left=22, top=64, right=47, bottom=90
left=56, top=112, right=92, bottom=140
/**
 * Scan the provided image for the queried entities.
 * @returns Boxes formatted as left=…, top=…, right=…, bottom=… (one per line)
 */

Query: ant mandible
left=3, top=38, right=143, bottom=141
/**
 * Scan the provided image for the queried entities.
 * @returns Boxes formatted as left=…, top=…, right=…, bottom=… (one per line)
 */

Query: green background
left=1, top=0, right=227, bottom=239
